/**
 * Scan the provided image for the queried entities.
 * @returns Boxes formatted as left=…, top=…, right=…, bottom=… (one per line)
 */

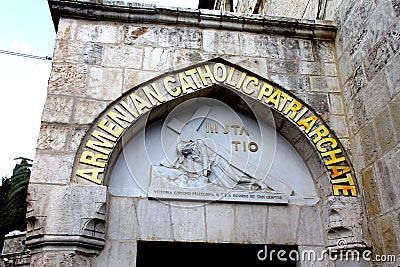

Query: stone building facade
left=8, top=0, right=398, bottom=266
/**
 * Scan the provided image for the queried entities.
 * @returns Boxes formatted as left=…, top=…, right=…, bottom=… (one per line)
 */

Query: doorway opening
left=137, top=241, right=298, bottom=266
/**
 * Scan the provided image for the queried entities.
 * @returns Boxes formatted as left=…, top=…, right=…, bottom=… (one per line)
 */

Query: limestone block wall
left=335, top=0, right=400, bottom=258
left=28, top=1, right=368, bottom=265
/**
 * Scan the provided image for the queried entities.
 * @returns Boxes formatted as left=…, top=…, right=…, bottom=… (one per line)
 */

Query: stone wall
left=26, top=1, right=373, bottom=266
left=336, top=0, right=400, bottom=259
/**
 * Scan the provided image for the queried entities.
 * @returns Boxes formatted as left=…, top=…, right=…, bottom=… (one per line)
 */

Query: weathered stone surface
left=234, top=204, right=267, bottom=243
left=170, top=203, right=206, bottom=241
left=363, top=72, right=391, bottom=120
left=328, top=93, right=344, bottom=114
left=47, top=64, right=87, bottom=96
left=362, top=166, right=382, bottom=217
left=67, top=126, right=88, bottom=153
left=52, top=41, right=80, bottom=63
left=345, top=65, right=367, bottom=103
left=203, top=30, right=240, bottom=55
left=389, top=94, right=400, bottom=142
left=269, top=74, right=309, bottom=91
left=41, top=95, right=74, bottom=123
left=310, top=76, right=339, bottom=92
left=366, top=0, right=395, bottom=48
left=379, top=214, right=400, bottom=254
left=56, top=18, right=78, bottom=40
left=374, top=107, right=396, bottom=154
left=159, top=27, right=202, bottom=49
left=325, top=115, right=349, bottom=138
left=266, top=205, right=300, bottom=244
left=124, top=25, right=158, bottom=45
left=95, top=241, right=136, bottom=267
left=359, top=123, right=379, bottom=165
left=297, top=206, right=324, bottom=246
left=205, top=203, right=235, bottom=242
left=365, top=38, right=394, bottom=81
left=102, top=46, right=143, bottom=69
left=136, top=199, right=173, bottom=240
left=37, top=124, right=69, bottom=152
left=313, top=41, right=335, bottom=62
left=123, top=69, right=161, bottom=93
left=107, top=197, right=138, bottom=240
left=173, top=49, right=210, bottom=69
left=300, top=61, right=337, bottom=76
left=86, top=67, right=123, bottom=100
left=30, top=153, right=75, bottom=184
left=73, top=99, right=108, bottom=124
left=142, top=47, right=174, bottom=71
left=267, top=60, right=299, bottom=74
left=386, top=52, right=400, bottom=97
left=375, top=146, right=400, bottom=211
left=279, top=38, right=301, bottom=60
left=77, top=24, right=120, bottom=44
left=239, top=34, right=280, bottom=58
left=81, top=43, right=104, bottom=65
left=307, top=93, right=329, bottom=114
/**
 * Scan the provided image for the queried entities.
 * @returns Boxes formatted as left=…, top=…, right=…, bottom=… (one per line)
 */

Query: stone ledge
left=26, top=234, right=105, bottom=255
left=48, top=0, right=337, bottom=40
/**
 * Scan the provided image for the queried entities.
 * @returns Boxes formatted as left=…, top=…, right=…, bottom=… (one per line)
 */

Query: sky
left=0, top=0, right=199, bottom=179
left=0, top=0, right=55, bottom=178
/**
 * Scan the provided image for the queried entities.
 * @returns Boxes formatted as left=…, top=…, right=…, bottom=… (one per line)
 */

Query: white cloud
left=0, top=43, right=50, bottom=177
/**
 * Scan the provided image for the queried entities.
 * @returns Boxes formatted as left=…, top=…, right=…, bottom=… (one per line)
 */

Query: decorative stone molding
left=48, top=0, right=337, bottom=40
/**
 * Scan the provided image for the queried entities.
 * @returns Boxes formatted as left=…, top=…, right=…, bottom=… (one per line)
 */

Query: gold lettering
left=235, top=72, right=247, bottom=89
left=283, top=99, right=302, bottom=119
left=242, top=76, right=258, bottom=95
left=185, top=68, right=202, bottom=88
left=232, top=141, right=240, bottom=151
left=108, top=105, right=135, bottom=128
left=86, top=130, right=116, bottom=155
left=213, top=63, right=227, bottom=82
left=331, top=173, right=355, bottom=185
left=239, top=126, right=249, bottom=136
left=327, top=165, right=351, bottom=179
left=321, top=149, right=346, bottom=165
left=119, top=100, right=139, bottom=119
left=333, top=185, right=357, bottom=196
left=297, top=115, right=317, bottom=133
left=293, top=106, right=308, bottom=122
left=179, top=72, right=197, bottom=92
left=231, top=125, right=240, bottom=135
left=248, top=142, right=258, bottom=152
left=266, top=89, right=281, bottom=109
left=223, top=124, right=229, bottom=134
left=164, top=76, right=181, bottom=96
left=130, top=92, right=152, bottom=115
left=76, top=168, right=103, bottom=184
left=316, top=137, right=338, bottom=152
left=309, top=125, right=329, bottom=143
left=196, top=65, right=216, bottom=86
left=278, top=92, right=293, bottom=111
left=257, top=83, right=274, bottom=101
left=226, top=67, right=236, bottom=86
left=143, top=83, right=165, bottom=106
left=80, top=151, right=107, bottom=167
left=98, top=118, right=123, bottom=138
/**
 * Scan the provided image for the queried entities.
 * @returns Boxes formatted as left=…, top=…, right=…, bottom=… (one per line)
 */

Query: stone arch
left=72, top=58, right=358, bottom=199
left=68, top=58, right=369, bottom=262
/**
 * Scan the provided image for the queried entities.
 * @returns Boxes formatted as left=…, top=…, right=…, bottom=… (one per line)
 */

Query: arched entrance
left=70, top=59, right=364, bottom=266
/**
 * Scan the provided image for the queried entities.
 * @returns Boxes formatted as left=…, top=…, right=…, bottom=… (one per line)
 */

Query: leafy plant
left=0, top=158, right=32, bottom=252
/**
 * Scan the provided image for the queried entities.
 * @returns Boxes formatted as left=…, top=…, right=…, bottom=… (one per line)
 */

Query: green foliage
left=0, top=157, right=32, bottom=252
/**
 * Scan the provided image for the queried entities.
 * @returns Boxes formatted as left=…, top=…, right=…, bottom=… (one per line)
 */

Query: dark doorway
left=137, top=241, right=297, bottom=267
